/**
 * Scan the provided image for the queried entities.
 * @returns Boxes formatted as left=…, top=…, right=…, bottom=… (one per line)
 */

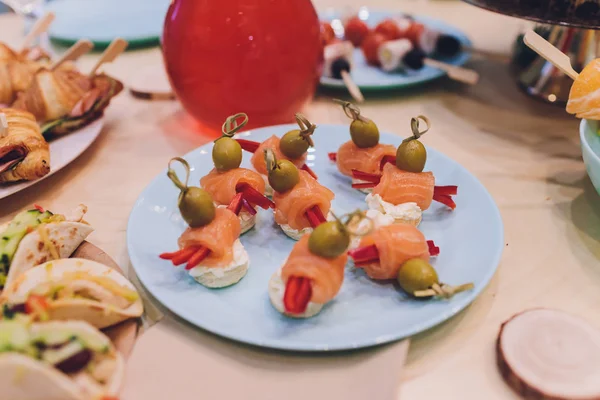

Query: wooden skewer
left=523, top=30, right=579, bottom=80
left=341, top=70, right=364, bottom=103
left=50, top=39, right=94, bottom=71
left=20, top=12, right=55, bottom=52
left=423, top=58, right=480, bottom=85
left=0, top=113, right=8, bottom=138
left=89, top=38, right=128, bottom=77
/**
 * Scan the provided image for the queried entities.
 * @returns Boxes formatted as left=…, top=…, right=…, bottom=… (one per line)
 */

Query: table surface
left=2, top=1, right=599, bottom=399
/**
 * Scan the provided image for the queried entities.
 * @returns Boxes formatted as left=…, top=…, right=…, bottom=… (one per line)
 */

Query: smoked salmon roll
left=272, top=170, right=335, bottom=240
left=269, top=235, right=347, bottom=318
left=200, top=167, right=272, bottom=234
left=236, top=114, right=318, bottom=195
left=566, top=58, right=600, bottom=120
left=329, top=100, right=397, bottom=194
left=162, top=156, right=249, bottom=288
left=348, top=223, right=438, bottom=281
left=162, top=207, right=249, bottom=288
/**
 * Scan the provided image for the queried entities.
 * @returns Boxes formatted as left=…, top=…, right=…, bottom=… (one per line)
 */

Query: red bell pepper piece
left=433, top=185, right=458, bottom=196
left=228, top=192, right=244, bottom=215
left=351, top=182, right=377, bottom=189
left=25, top=295, right=49, bottom=316
left=348, top=244, right=380, bottom=265
left=379, top=155, right=396, bottom=170
left=351, top=169, right=382, bottom=183
left=427, top=240, right=440, bottom=256
left=159, top=249, right=185, bottom=260
left=300, top=164, right=318, bottom=180
left=236, top=183, right=274, bottom=209
left=185, top=247, right=211, bottom=270
left=328, top=152, right=337, bottom=161
left=305, top=205, right=326, bottom=228
left=171, top=246, right=201, bottom=266
left=235, top=138, right=260, bottom=153
left=241, top=198, right=257, bottom=215
left=283, top=276, right=313, bottom=314
left=33, top=204, right=45, bottom=212
left=432, top=194, right=456, bottom=210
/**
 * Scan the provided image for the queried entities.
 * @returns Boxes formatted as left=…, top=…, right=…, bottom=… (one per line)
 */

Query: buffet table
left=0, top=1, right=597, bottom=398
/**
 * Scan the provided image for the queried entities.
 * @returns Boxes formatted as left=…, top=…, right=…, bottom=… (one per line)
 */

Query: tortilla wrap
left=0, top=320, right=124, bottom=400
left=4, top=221, right=93, bottom=287
left=2, top=258, right=143, bottom=329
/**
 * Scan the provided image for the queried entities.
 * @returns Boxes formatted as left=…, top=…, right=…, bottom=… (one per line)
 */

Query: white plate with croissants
left=0, top=32, right=125, bottom=200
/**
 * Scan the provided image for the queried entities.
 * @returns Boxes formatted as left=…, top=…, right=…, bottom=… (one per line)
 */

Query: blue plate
left=45, top=0, right=170, bottom=48
left=320, top=10, right=472, bottom=90
left=127, top=124, right=503, bottom=351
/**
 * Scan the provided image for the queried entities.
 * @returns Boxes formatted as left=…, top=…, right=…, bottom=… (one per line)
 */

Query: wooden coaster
left=128, top=64, right=176, bottom=101
left=71, top=241, right=140, bottom=359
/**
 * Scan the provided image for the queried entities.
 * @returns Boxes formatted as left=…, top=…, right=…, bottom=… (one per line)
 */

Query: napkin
left=122, top=316, right=409, bottom=400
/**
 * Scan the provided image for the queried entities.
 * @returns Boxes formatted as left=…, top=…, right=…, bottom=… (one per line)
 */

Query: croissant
left=12, top=67, right=91, bottom=122
left=0, top=108, right=50, bottom=182
left=0, top=60, right=42, bottom=105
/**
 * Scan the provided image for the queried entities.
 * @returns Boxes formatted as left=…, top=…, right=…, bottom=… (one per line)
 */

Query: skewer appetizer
left=328, top=100, right=396, bottom=194
left=323, top=41, right=364, bottom=102
left=269, top=212, right=365, bottom=317
left=161, top=158, right=249, bottom=288
left=200, top=113, right=274, bottom=233
left=348, top=223, right=473, bottom=298
left=266, top=149, right=334, bottom=240
left=351, top=115, right=458, bottom=224
left=236, top=113, right=318, bottom=196
left=374, top=17, right=463, bottom=58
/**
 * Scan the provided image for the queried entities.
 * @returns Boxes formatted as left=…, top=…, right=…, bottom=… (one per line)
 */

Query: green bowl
left=580, top=119, right=600, bottom=195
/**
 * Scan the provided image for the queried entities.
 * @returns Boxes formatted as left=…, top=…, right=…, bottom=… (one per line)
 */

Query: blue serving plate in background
left=45, top=0, right=170, bottom=49
left=127, top=124, right=503, bottom=352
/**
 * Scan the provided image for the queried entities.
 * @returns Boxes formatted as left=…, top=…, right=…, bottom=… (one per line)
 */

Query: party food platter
left=319, top=10, right=472, bottom=91
left=0, top=203, right=144, bottom=399
left=127, top=108, right=503, bottom=352
left=0, top=17, right=126, bottom=200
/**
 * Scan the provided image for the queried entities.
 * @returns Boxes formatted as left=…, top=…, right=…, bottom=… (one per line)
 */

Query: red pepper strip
left=328, top=152, right=337, bottom=161
left=351, top=169, right=382, bottom=183
left=172, top=246, right=201, bottom=266
left=348, top=244, right=380, bottom=265
left=236, top=183, right=275, bottom=209
left=311, top=205, right=327, bottom=224
left=235, top=138, right=260, bottom=153
left=241, top=198, right=257, bottom=215
left=379, top=155, right=396, bottom=170
left=434, top=185, right=458, bottom=196
left=351, top=182, right=377, bottom=189
left=305, top=207, right=322, bottom=228
left=227, top=192, right=244, bottom=215
left=283, top=276, right=313, bottom=314
left=432, top=193, right=456, bottom=210
left=301, top=164, right=318, bottom=180
left=185, top=247, right=211, bottom=270
left=159, top=249, right=187, bottom=260
left=33, top=204, right=45, bottom=212
left=427, top=240, right=440, bottom=256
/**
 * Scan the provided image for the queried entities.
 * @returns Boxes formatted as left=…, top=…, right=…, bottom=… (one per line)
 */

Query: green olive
left=308, top=221, right=351, bottom=259
left=396, top=139, right=426, bottom=173
left=212, top=137, right=242, bottom=171
left=268, top=159, right=299, bottom=193
left=280, top=130, right=309, bottom=159
left=178, top=187, right=216, bottom=228
left=397, top=259, right=439, bottom=295
left=350, top=118, right=379, bottom=148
